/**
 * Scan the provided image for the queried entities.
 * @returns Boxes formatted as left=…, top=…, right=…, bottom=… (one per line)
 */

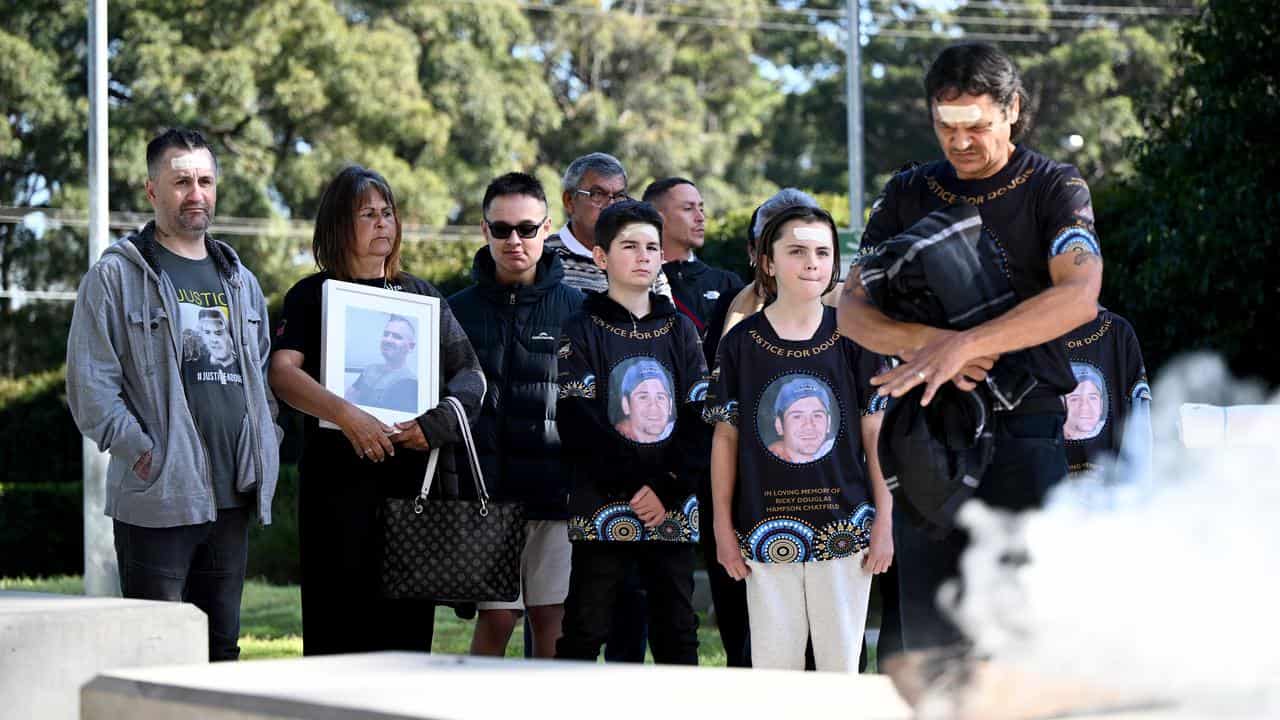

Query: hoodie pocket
left=124, top=437, right=164, bottom=493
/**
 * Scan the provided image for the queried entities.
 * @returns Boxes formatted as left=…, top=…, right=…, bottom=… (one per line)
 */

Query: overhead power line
left=871, top=12, right=1120, bottom=30
left=916, top=1, right=1199, bottom=17
left=666, top=0, right=1196, bottom=20
left=448, top=0, right=1051, bottom=42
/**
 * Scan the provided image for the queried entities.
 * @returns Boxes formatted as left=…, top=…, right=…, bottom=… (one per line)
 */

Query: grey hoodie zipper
left=224, top=271, right=265, bottom=505
left=155, top=267, right=219, bottom=519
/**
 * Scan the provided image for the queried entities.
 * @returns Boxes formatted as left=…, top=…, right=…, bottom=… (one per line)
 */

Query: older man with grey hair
left=545, top=152, right=671, bottom=298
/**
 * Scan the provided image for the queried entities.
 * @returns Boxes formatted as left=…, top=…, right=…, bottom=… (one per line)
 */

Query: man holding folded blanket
left=837, top=42, right=1104, bottom=658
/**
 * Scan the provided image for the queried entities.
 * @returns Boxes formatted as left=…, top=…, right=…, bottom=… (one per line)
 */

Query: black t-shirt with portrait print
left=858, top=146, right=1099, bottom=396
left=1061, top=308, right=1151, bottom=476
left=557, top=291, right=709, bottom=545
left=704, top=305, right=887, bottom=564
left=154, top=244, right=249, bottom=509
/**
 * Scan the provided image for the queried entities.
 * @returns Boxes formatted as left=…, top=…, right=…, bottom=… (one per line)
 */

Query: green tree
left=0, top=4, right=91, bottom=375
left=530, top=0, right=785, bottom=212
left=1101, top=0, right=1278, bottom=384
left=757, top=1, right=1181, bottom=205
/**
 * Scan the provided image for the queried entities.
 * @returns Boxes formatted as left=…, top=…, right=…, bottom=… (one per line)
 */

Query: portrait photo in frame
left=320, top=279, right=440, bottom=429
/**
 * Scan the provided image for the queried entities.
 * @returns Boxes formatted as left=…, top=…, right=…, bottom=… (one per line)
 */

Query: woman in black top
left=269, top=166, right=484, bottom=656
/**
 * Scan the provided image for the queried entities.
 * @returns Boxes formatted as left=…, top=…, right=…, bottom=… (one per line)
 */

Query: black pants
left=113, top=506, right=251, bottom=662
left=696, top=478, right=751, bottom=667
left=894, top=412, right=1067, bottom=652
left=604, top=568, right=648, bottom=662
left=299, top=452, right=435, bottom=656
left=861, top=564, right=903, bottom=671
left=557, top=542, right=699, bottom=665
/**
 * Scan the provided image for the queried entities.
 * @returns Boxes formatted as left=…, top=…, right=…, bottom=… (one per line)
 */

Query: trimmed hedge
left=247, top=463, right=301, bottom=584
left=0, top=467, right=303, bottom=583
left=0, top=482, right=82, bottom=577
left=0, top=367, right=82, bottom=486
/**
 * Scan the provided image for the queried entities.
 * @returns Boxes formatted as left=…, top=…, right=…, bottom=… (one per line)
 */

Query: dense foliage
left=8, top=1, right=1277, bottom=577
left=1099, top=0, right=1278, bottom=384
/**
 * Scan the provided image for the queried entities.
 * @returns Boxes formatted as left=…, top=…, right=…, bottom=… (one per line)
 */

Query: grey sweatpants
left=745, top=553, right=873, bottom=671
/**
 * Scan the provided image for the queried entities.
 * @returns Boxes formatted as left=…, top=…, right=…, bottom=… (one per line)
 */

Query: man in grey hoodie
left=66, top=128, right=281, bottom=661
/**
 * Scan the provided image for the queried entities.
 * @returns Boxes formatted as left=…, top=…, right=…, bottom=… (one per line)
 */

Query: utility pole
left=845, top=0, right=864, bottom=250
left=84, top=0, right=118, bottom=597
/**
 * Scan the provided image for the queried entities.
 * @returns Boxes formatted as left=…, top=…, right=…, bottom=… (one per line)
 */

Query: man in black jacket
left=450, top=173, right=585, bottom=658
left=644, top=177, right=744, bottom=340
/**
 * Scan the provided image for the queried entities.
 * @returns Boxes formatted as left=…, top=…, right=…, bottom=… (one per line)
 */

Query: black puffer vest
left=448, top=248, right=584, bottom=519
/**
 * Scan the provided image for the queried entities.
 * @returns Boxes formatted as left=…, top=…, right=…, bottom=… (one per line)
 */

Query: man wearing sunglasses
left=449, top=172, right=585, bottom=660
left=546, top=152, right=672, bottom=300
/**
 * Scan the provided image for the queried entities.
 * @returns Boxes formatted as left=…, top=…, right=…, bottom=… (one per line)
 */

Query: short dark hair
left=754, top=204, right=841, bottom=298
left=312, top=165, right=404, bottom=282
left=197, top=308, right=224, bottom=324
left=146, top=128, right=218, bottom=179
left=594, top=200, right=664, bottom=252
left=924, top=43, right=1030, bottom=141
left=482, top=172, right=547, bottom=216
left=641, top=177, right=695, bottom=204
left=385, top=314, right=416, bottom=341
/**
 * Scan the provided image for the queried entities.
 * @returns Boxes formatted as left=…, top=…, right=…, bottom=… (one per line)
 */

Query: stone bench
left=1179, top=403, right=1280, bottom=448
left=0, top=591, right=206, bottom=720
left=83, top=651, right=915, bottom=720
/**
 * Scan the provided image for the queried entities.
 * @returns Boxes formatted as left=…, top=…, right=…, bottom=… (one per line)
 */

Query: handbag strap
left=413, top=396, right=491, bottom=516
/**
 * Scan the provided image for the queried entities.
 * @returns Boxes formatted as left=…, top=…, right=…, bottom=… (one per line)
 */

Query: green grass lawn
left=0, top=575, right=729, bottom=665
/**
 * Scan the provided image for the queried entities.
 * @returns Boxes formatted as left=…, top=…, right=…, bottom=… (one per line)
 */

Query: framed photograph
left=320, top=279, right=440, bottom=429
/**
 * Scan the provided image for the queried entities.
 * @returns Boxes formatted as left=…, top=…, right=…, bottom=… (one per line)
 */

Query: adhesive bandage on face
left=790, top=225, right=831, bottom=243
left=936, top=104, right=984, bottom=125
left=170, top=153, right=213, bottom=171
left=617, top=223, right=661, bottom=243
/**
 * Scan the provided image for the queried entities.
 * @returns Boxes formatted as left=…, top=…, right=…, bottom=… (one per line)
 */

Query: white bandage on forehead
left=790, top=225, right=831, bottom=242
left=936, top=104, right=984, bottom=125
left=617, top=223, right=660, bottom=243
left=170, top=152, right=213, bottom=171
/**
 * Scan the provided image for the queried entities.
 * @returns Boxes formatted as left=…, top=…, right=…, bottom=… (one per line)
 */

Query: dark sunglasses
left=486, top=216, right=547, bottom=239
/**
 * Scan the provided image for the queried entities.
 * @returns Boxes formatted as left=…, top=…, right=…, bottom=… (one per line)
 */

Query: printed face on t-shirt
left=1064, top=378, right=1104, bottom=440
left=620, top=378, right=673, bottom=442
left=610, top=357, right=675, bottom=444
left=758, top=374, right=839, bottom=464
left=199, top=314, right=233, bottom=366
left=775, top=395, right=831, bottom=461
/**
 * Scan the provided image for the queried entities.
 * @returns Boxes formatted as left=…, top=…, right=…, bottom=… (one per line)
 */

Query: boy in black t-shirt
left=554, top=201, right=707, bottom=665
left=1062, top=308, right=1152, bottom=481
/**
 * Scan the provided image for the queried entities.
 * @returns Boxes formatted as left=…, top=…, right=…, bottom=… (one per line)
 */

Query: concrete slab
left=83, top=652, right=915, bottom=720
left=0, top=591, right=206, bottom=720
left=82, top=651, right=1193, bottom=720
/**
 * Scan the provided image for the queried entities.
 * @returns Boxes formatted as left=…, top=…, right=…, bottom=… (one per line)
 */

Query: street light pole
left=845, top=0, right=864, bottom=248
left=85, top=0, right=118, bottom=597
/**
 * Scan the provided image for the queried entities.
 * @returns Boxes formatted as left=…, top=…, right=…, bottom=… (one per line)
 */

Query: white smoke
left=944, top=353, right=1280, bottom=716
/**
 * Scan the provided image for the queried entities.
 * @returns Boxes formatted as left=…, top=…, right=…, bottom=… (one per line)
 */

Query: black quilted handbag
left=380, top=396, right=527, bottom=602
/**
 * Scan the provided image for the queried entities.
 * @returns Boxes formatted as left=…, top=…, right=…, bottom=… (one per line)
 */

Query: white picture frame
left=320, top=279, right=440, bottom=429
